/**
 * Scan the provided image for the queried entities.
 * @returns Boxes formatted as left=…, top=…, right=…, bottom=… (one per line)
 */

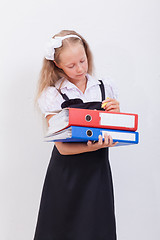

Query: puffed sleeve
left=102, top=77, right=119, bottom=99
left=38, top=87, right=64, bottom=117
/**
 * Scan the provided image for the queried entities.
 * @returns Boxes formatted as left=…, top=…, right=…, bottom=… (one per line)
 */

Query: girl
left=34, top=30, right=120, bottom=240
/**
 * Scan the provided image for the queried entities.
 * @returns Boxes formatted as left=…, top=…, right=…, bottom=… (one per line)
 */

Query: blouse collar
left=55, top=74, right=100, bottom=91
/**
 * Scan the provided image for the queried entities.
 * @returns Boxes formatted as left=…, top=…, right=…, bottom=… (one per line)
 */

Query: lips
left=77, top=73, right=85, bottom=76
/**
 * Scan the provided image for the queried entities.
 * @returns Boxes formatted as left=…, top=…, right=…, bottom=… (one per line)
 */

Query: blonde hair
left=36, top=30, right=94, bottom=101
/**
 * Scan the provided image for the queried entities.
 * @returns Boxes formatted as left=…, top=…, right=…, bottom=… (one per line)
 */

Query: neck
left=68, top=76, right=87, bottom=93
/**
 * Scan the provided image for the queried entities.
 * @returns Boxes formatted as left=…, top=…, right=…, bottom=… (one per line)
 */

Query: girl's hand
left=55, top=134, right=118, bottom=155
left=87, top=133, right=118, bottom=150
left=101, top=98, right=120, bottom=112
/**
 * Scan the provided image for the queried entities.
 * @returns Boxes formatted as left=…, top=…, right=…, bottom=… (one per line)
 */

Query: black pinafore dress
left=34, top=80, right=117, bottom=240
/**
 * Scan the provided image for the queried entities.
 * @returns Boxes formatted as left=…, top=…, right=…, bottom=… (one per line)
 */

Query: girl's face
left=56, top=43, right=88, bottom=83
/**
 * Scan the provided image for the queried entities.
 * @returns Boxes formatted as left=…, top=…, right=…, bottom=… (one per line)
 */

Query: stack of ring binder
left=44, top=108, right=139, bottom=147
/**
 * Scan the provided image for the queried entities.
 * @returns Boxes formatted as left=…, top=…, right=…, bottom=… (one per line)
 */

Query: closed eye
left=67, top=58, right=86, bottom=68
left=68, top=65, right=74, bottom=68
left=80, top=59, right=85, bottom=63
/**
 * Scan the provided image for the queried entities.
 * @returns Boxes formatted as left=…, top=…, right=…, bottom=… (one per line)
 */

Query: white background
left=0, top=0, right=160, bottom=239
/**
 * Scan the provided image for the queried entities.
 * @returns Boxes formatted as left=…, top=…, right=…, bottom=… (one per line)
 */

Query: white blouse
left=38, top=74, right=118, bottom=117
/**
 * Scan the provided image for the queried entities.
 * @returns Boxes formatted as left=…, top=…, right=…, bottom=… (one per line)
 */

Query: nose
left=76, top=64, right=83, bottom=73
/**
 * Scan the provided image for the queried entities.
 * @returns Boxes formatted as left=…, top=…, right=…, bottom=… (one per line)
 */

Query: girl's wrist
left=87, top=141, right=100, bottom=152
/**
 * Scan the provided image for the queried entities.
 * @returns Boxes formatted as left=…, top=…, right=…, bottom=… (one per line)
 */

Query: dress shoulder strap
left=98, top=80, right=105, bottom=101
left=59, top=92, right=69, bottom=101
left=56, top=88, right=69, bottom=101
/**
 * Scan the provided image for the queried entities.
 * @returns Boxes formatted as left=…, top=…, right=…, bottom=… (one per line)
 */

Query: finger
left=111, top=141, right=118, bottom=147
left=102, top=97, right=111, bottom=104
left=87, top=140, right=92, bottom=146
left=108, top=135, right=113, bottom=146
left=106, top=108, right=120, bottom=112
left=103, top=99, right=118, bottom=104
left=104, top=100, right=117, bottom=108
left=103, top=133, right=109, bottom=145
left=105, top=105, right=117, bottom=111
left=105, top=104, right=120, bottom=112
left=101, top=98, right=111, bottom=108
left=105, top=100, right=118, bottom=106
left=106, top=109, right=116, bottom=112
left=103, top=101, right=114, bottom=107
left=98, top=135, right=103, bottom=145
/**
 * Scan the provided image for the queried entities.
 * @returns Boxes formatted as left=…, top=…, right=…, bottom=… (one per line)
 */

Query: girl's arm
left=55, top=135, right=117, bottom=155
left=46, top=115, right=117, bottom=155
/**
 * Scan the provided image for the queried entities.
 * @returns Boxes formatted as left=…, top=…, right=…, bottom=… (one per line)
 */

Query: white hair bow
left=44, top=34, right=81, bottom=61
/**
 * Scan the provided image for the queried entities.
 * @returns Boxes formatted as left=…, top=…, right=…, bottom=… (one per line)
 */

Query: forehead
left=59, top=43, right=86, bottom=64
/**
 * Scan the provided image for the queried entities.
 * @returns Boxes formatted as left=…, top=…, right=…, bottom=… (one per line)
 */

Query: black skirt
left=33, top=146, right=116, bottom=240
